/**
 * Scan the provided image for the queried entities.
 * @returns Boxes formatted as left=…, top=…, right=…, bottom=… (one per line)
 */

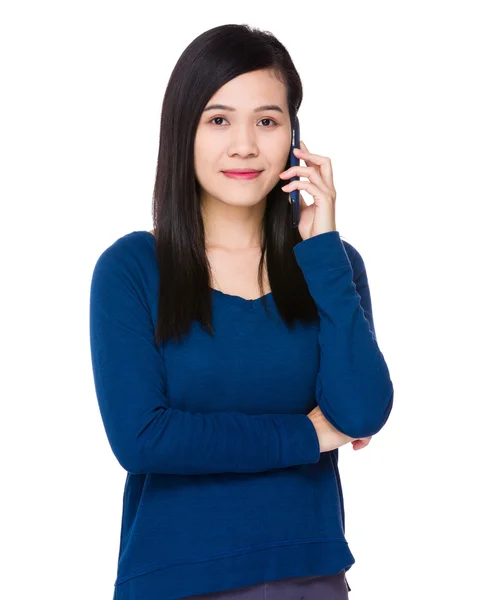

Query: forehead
left=207, top=69, right=287, bottom=109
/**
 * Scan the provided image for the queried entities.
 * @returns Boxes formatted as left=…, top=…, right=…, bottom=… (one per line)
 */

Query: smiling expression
left=194, top=68, right=292, bottom=208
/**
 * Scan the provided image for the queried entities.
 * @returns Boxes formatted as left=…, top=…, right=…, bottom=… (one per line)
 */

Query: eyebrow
left=202, top=104, right=284, bottom=114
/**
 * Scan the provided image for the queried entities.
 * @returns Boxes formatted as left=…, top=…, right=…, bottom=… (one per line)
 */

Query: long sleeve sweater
left=89, top=229, right=394, bottom=600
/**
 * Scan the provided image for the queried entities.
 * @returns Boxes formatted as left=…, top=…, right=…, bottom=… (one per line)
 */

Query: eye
left=210, top=117, right=228, bottom=126
left=258, top=118, right=278, bottom=127
left=209, top=117, right=279, bottom=127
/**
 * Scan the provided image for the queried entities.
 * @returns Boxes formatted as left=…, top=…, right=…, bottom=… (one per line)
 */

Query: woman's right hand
left=307, top=405, right=355, bottom=453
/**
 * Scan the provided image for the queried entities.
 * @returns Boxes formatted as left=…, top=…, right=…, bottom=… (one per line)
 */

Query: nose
left=226, top=125, right=259, bottom=158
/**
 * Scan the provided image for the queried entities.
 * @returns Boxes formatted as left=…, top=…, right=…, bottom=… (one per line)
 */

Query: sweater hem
left=113, top=538, right=355, bottom=600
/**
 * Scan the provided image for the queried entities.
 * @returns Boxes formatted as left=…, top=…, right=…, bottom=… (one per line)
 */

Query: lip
left=222, top=171, right=262, bottom=180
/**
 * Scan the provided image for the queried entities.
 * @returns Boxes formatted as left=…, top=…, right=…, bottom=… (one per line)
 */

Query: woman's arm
left=89, top=245, right=321, bottom=475
left=294, top=231, right=394, bottom=439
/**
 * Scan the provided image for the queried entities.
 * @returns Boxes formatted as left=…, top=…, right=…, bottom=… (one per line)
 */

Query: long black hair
left=152, top=23, right=321, bottom=346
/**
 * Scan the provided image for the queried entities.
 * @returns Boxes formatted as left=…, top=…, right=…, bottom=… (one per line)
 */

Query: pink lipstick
left=222, top=171, right=262, bottom=180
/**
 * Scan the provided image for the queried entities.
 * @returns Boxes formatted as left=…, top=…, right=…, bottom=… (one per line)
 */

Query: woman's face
left=194, top=68, right=292, bottom=209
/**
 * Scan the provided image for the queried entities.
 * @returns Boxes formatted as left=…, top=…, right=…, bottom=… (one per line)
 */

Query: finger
left=297, top=141, right=329, bottom=167
left=280, top=165, right=326, bottom=191
left=352, top=439, right=370, bottom=450
left=295, top=141, right=334, bottom=188
left=282, top=175, right=329, bottom=194
left=293, top=142, right=327, bottom=185
left=281, top=179, right=331, bottom=203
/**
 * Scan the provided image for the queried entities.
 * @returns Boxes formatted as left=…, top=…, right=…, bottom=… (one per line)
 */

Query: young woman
left=89, top=23, right=394, bottom=600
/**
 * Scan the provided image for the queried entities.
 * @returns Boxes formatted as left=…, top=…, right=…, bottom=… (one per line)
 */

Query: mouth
left=222, top=170, right=263, bottom=180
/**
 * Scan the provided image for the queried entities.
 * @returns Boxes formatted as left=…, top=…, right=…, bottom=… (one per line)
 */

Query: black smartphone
left=288, top=116, right=301, bottom=228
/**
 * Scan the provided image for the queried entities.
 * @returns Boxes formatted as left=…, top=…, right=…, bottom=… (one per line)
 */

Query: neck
left=201, top=196, right=265, bottom=251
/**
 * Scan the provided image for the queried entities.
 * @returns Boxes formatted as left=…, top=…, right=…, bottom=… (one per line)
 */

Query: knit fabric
left=89, top=229, right=393, bottom=600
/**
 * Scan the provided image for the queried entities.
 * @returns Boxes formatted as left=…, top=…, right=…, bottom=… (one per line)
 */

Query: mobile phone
left=288, top=116, right=301, bottom=228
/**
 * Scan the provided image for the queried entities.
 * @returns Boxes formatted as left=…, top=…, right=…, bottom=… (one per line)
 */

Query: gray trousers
left=182, top=570, right=350, bottom=599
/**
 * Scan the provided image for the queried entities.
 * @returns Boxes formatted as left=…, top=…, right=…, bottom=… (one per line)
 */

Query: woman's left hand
left=279, top=140, right=337, bottom=241
left=351, top=436, right=373, bottom=451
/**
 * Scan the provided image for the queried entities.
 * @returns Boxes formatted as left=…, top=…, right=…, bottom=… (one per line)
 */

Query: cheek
left=272, top=136, right=292, bottom=168
left=193, top=140, right=211, bottom=173
left=273, top=150, right=291, bottom=174
left=195, top=136, right=222, bottom=169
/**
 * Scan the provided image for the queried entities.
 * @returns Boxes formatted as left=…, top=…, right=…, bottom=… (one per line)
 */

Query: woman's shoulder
left=92, top=230, right=158, bottom=284
left=99, top=229, right=155, bottom=259
left=91, top=230, right=159, bottom=306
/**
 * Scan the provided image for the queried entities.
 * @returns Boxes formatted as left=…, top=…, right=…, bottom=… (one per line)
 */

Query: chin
left=220, top=194, right=266, bottom=206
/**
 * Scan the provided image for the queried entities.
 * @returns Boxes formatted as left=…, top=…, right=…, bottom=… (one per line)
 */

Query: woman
left=89, top=23, right=394, bottom=600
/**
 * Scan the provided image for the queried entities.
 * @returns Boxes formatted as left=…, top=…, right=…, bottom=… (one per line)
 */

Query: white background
left=2, top=1, right=479, bottom=599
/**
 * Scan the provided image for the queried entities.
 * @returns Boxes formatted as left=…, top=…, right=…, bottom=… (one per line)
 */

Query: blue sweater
left=89, top=229, right=394, bottom=600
